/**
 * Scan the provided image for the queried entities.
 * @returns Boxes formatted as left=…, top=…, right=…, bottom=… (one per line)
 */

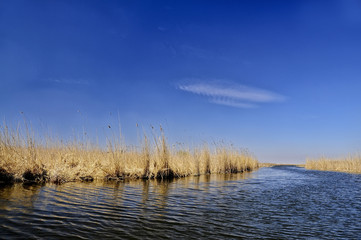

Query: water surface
left=1, top=166, right=361, bottom=239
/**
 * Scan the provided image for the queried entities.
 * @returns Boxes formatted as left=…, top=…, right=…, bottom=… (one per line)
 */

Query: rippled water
left=1, top=166, right=361, bottom=239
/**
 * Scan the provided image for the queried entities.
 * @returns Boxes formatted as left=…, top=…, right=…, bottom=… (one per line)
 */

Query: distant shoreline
left=259, top=163, right=305, bottom=168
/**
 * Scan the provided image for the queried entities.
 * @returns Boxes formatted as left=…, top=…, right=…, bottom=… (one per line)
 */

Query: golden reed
left=305, top=156, right=361, bottom=173
left=0, top=123, right=258, bottom=184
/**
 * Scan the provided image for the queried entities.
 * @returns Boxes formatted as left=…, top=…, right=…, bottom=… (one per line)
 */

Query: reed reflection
left=152, top=179, right=172, bottom=213
left=0, top=183, right=43, bottom=214
left=141, top=180, right=149, bottom=205
left=110, top=181, right=126, bottom=202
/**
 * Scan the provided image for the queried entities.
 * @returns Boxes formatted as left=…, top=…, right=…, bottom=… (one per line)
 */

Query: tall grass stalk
left=0, top=123, right=259, bottom=184
left=305, top=156, right=361, bottom=173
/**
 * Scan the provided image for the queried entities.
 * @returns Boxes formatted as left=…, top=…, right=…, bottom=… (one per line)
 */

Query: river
left=1, top=166, right=361, bottom=239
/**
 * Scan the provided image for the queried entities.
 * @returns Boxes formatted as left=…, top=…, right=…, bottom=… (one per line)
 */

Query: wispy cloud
left=209, top=98, right=256, bottom=108
left=178, top=81, right=285, bottom=108
left=49, top=78, right=90, bottom=85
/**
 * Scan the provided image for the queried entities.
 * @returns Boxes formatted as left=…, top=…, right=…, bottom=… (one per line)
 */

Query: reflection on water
left=0, top=183, right=43, bottom=213
left=1, top=167, right=361, bottom=239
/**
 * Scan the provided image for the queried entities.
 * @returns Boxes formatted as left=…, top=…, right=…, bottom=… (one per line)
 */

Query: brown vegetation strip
left=305, top=156, right=361, bottom=174
left=0, top=124, right=259, bottom=184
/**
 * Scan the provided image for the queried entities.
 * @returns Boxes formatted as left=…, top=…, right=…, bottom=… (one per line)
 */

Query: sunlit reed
left=0, top=123, right=259, bottom=184
left=305, top=156, right=361, bottom=173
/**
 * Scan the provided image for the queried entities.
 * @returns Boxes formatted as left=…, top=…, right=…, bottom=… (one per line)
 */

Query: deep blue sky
left=1, top=0, right=361, bottom=163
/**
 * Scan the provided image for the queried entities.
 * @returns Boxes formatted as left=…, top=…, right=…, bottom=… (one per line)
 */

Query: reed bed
left=305, top=156, right=361, bottom=173
left=0, top=123, right=259, bottom=184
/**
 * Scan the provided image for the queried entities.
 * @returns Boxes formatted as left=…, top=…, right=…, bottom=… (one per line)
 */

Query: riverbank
left=305, top=156, right=361, bottom=173
left=0, top=124, right=259, bottom=184
left=259, top=163, right=305, bottom=168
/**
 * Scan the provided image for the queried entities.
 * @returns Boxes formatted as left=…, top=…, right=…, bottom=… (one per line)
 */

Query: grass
left=259, top=163, right=305, bottom=168
left=0, top=122, right=259, bottom=184
left=305, top=156, right=361, bottom=173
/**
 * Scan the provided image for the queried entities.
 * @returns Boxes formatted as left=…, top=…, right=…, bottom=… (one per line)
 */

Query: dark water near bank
left=1, top=166, right=361, bottom=239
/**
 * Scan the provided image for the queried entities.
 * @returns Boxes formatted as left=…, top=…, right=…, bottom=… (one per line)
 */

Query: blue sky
left=1, top=0, right=361, bottom=163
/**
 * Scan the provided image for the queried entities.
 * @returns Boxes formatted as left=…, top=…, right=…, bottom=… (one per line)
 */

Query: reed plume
left=0, top=122, right=259, bottom=184
left=305, top=156, right=361, bottom=173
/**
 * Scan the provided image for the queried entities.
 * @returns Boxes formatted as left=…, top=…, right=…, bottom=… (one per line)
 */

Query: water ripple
left=1, top=167, right=361, bottom=239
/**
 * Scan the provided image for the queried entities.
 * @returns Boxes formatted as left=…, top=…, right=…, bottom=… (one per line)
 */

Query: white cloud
left=49, top=78, right=90, bottom=85
left=210, top=98, right=256, bottom=108
left=178, top=81, right=285, bottom=108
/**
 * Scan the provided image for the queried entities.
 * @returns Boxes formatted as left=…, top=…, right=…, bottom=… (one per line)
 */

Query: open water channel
left=1, top=165, right=361, bottom=239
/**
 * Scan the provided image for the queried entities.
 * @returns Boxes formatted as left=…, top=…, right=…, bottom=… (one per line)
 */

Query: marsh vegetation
left=0, top=123, right=258, bottom=184
left=306, top=156, right=361, bottom=173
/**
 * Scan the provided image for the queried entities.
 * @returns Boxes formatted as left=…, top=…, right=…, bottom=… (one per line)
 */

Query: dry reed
left=305, top=156, right=361, bottom=173
left=0, top=123, right=259, bottom=184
